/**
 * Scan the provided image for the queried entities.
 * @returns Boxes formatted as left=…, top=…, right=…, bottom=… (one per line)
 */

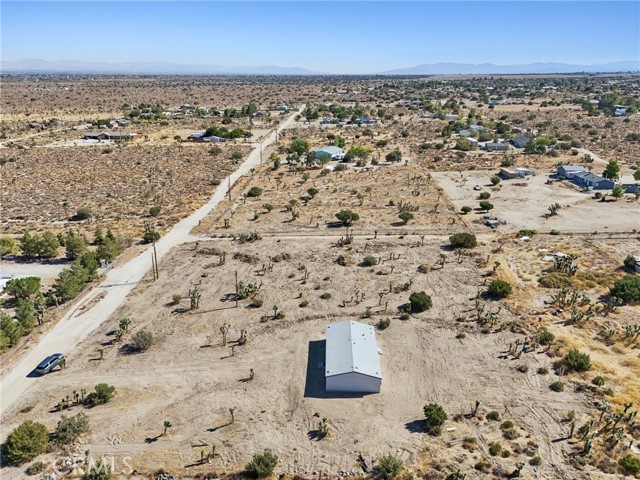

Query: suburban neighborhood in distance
left=1, top=1, right=639, bottom=480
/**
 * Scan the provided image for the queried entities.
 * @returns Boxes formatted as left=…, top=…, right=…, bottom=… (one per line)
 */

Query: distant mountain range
left=1, top=59, right=639, bottom=75
left=379, top=61, right=640, bottom=75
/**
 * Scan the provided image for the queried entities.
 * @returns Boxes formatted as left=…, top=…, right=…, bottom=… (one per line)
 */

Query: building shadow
left=303, top=340, right=365, bottom=399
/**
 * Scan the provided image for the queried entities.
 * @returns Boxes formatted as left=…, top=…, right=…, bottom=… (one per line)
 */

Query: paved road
left=0, top=106, right=304, bottom=419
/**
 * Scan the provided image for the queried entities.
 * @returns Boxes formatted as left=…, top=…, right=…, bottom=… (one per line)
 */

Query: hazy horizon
left=2, top=1, right=639, bottom=74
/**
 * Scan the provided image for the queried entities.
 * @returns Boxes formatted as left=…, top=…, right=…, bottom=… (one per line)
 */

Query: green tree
left=65, top=232, right=87, bottom=260
left=423, top=403, right=447, bottom=436
left=289, top=137, right=311, bottom=156
left=455, top=138, right=477, bottom=151
left=333, top=135, right=346, bottom=148
left=142, top=223, right=160, bottom=244
left=490, top=175, right=501, bottom=186
left=4, top=277, right=41, bottom=300
left=449, top=232, right=477, bottom=249
left=488, top=279, right=512, bottom=298
left=624, top=255, right=637, bottom=270
left=335, top=210, right=359, bottom=226
left=246, top=449, right=279, bottom=478
left=96, top=236, right=121, bottom=263
left=73, top=208, right=93, bottom=221
left=2, top=420, right=49, bottom=465
left=409, top=291, right=432, bottom=312
left=38, top=231, right=60, bottom=258
left=479, top=201, right=494, bottom=212
left=307, top=187, right=319, bottom=198
left=53, top=264, right=88, bottom=302
left=15, top=300, right=36, bottom=335
left=19, top=231, right=39, bottom=258
left=346, top=145, right=373, bottom=162
left=633, top=168, right=640, bottom=182
left=602, top=159, right=621, bottom=180
left=0, top=236, right=17, bottom=258
left=0, top=313, right=24, bottom=346
left=609, top=275, right=640, bottom=304
left=79, top=251, right=99, bottom=279
left=54, top=412, right=90, bottom=445
left=611, top=185, right=624, bottom=199
left=93, top=227, right=105, bottom=245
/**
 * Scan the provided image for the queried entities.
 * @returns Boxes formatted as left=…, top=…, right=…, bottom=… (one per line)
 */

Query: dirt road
left=0, top=106, right=304, bottom=419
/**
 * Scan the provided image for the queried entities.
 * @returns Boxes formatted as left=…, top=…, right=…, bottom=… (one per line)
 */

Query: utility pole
left=227, top=176, right=232, bottom=201
left=151, top=251, right=157, bottom=281
left=260, top=144, right=263, bottom=164
left=153, top=241, right=159, bottom=280
left=235, top=271, right=239, bottom=308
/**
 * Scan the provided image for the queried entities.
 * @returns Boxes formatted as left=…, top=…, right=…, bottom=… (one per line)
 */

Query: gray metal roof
left=558, top=165, right=586, bottom=172
left=315, top=146, right=344, bottom=156
left=325, top=320, right=382, bottom=379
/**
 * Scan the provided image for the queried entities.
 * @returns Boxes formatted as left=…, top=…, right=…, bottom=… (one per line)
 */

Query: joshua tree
left=238, top=329, right=247, bottom=345
left=189, top=286, right=202, bottom=310
left=249, top=368, right=255, bottom=381
left=548, top=203, right=561, bottom=217
left=318, top=417, right=330, bottom=438
left=163, top=420, right=172, bottom=436
left=229, top=407, right=236, bottom=424
left=220, top=323, right=230, bottom=346
left=472, top=400, right=480, bottom=417
left=119, top=318, right=131, bottom=331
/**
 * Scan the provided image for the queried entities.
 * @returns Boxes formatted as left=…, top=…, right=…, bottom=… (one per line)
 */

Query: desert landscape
left=1, top=68, right=639, bottom=480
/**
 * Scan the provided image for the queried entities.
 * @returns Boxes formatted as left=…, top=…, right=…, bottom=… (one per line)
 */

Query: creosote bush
left=245, top=449, right=278, bottom=478
left=449, top=233, right=477, bottom=249
left=377, top=454, right=403, bottom=479
left=247, top=186, right=263, bottom=198
left=130, top=330, right=154, bottom=352
left=423, top=403, right=447, bottom=436
left=409, top=291, right=432, bottom=313
left=564, top=349, right=591, bottom=372
left=488, top=279, right=512, bottom=299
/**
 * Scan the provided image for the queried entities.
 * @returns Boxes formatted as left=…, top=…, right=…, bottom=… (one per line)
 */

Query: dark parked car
left=35, top=353, right=65, bottom=375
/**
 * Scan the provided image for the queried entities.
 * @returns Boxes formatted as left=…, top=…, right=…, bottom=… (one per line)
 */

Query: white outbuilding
left=325, top=320, right=382, bottom=393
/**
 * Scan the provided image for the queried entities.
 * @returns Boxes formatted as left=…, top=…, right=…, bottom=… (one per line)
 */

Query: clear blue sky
left=2, top=1, right=638, bottom=73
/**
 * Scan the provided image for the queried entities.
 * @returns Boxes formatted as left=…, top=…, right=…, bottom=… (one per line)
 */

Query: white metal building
left=325, top=320, right=382, bottom=393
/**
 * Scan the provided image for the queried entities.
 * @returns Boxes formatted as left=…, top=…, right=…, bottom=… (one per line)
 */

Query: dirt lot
left=3, top=236, right=596, bottom=479
left=432, top=171, right=640, bottom=234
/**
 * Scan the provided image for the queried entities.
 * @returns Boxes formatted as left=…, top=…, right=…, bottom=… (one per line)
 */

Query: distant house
left=459, top=130, right=472, bottom=137
left=444, top=114, right=458, bottom=120
left=274, top=105, right=289, bottom=111
left=484, top=142, right=509, bottom=152
left=469, top=125, right=485, bottom=131
left=187, top=131, right=207, bottom=142
left=557, top=165, right=586, bottom=179
left=512, top=134, right=532, bottom=149
left=325, top=320, right=382, bottom=393
left=499, top=167, right=535, bottom=179
left=319, top=117, right=333, bottom=125
left=314, top=146, right=344, bottom=161
left=83, top=132, right=132, bottom=142
left=355, top=117, right=376, bottom=125
left=614, top=105, right=629, bottom=116
left=202, top=136, right=225, bottom=143
left=571, top=171, right=615, bottom=190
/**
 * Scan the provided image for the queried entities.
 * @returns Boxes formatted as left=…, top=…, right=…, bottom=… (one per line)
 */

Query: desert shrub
left=263, top=203, right=273, bottom=212
left=487, top=411, right=500, bottom=421
left=538, top=329, right=555, bottom=346
left=479, top=191, right=491, bottom=200
left=148, top=206, right=161, bottom=217
left=171, top=294, right=181, bottom=305
left=517, top=364, right=529, bottom=373
left=489, top=442, right=502, bottom=456
left=609, top=275, right=640, bottom=304
left=461, top=206, right=472, bottom=214
left=488, top=280, right=512, bottom=298
left=25, top=460, right=46, bottom=475
left=142, top=223, right=160, bottom=244
left=449, top=232, right=477, bottom=249
left=538, top=272, right=573, bottom=288
left=299, top=299, right=308, bottom=308
left=377, top=454, right=403, bottom=479
left=624, top=255, right=637, bottom=270
left=479, top=201, right=493, bottom=211
left=550, top=381, right=565, bottom=392
left=398, top=212, right=414, bottom=224
left=84, top=384, right=116, bottom=407
left=409, top=291, right=432, bottom=312
left=564, top=349, right=591, bottom=372
left=361, top=255, right=378, bottom=267
left=503, top=428, right=519, bottom=440
left=246, top=449, right=278, bottom=478
left=501, top=449, right=512, bottom=458
left=54, top=412, right=90, bottom=445
left=500, top=420, right=514, bottom=430
left=592, top=376, right=606, bottom=387
left=399, top=312, right=410, bottom=320
left=377, top=318, right=391, bottom=330
left=307, top=187, right=319, bottom=198
left=84, top=458, right=112, bottom=480
left=319, top=292, right=331, bottom=300
left=385, top=149, right=402, bottom=163
left=130, top=330, right=154, bottom=352
left=247, top=187, right=263, bottom=198
left=619, top=454, right=640, bottom=475
left=490, top=175, right=501, bottom=185
left=518, top=229, right=537, bottom=237
left=334, top=163, right=348, bottom=172
left=550, top=229, right=561, bottom=235
left=529, top=456, right=542, bottom=466
left=2, top=421, right=49, bottom=465
left=423, top=403, right=447, bottom=436
left=249, top=298, right=264, bottom=308
left=73, top=208, right=93, bottom=221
